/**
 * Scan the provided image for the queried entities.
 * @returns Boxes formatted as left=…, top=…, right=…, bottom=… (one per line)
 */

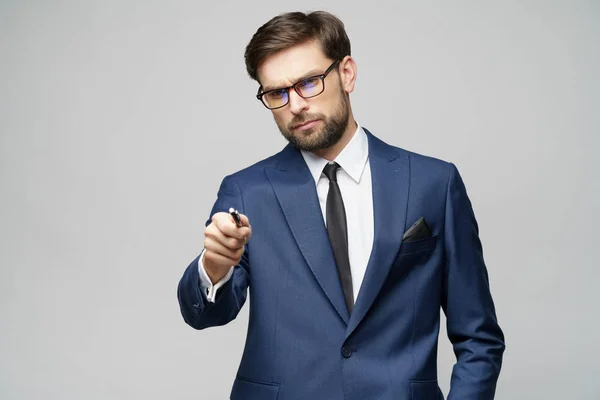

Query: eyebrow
left=261, top=68, right=323, bottom=92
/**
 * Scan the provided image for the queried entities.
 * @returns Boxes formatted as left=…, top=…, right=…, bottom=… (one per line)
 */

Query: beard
left=276, top=90, right=350, bottom=152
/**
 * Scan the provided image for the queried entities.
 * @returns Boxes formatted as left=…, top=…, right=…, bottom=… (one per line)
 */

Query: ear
left=338, top=55, right=357, bottom=94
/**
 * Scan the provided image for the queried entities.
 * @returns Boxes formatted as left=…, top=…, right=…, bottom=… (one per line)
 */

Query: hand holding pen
left=202, top=207, right=252, bottom=284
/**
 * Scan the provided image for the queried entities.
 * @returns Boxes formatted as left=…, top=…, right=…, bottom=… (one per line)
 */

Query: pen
left=229, top=207, right=243, bottom=228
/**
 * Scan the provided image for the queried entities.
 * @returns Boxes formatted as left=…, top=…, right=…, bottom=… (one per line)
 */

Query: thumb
left=238, top=213, right=251, bottom=228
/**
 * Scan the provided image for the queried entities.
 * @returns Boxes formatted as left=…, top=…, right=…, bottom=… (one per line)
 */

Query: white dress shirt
left=199, top=123, right=374, bottom=304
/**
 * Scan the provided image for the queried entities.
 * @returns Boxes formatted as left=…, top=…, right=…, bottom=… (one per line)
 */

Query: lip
left=293, top=120, right=320, bottom=131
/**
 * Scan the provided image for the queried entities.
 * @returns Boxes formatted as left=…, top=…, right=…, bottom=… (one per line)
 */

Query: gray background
left=1, top=1, right=598, bottom=399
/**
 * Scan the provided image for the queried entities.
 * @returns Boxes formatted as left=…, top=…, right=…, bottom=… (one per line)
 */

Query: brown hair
left=244, top=11, right=351, bottom=83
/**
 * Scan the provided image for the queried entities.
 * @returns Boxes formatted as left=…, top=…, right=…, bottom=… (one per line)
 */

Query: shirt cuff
left=197, top=249, right=235, bottom=303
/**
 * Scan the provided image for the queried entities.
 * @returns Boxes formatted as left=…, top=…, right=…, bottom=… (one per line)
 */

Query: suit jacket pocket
left=410, top=380, right=444, bottom=399
left=231, top=376, right=279, bottom=400
left=399, top=234, right=438, bottom=256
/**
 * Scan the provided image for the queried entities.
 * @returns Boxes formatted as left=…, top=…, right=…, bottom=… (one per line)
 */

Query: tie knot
left=323, top=162, right=340, bottom=182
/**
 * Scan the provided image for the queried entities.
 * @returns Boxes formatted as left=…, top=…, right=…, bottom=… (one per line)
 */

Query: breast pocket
left=398, top=234, right=439, bottom=256
left=230, top=376, right=280, bottom=400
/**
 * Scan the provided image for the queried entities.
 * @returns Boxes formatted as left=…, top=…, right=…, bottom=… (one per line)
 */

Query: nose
left=287, top=89, right=309, bottom=115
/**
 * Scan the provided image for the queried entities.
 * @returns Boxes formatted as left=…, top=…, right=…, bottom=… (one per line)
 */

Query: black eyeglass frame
left=256, top=59, right=341, bottom=110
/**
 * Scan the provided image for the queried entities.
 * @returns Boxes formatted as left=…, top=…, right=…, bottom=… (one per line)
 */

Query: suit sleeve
left=177, top=175, right=250, bottom=330
left=442, top=163, right=506, bottom=399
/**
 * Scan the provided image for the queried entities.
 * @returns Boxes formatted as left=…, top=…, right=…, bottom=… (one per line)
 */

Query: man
left=178, top=10, right=505, bottom=400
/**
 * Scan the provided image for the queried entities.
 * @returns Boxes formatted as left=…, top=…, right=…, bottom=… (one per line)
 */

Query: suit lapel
left=346, top=130, right=410, bottom=338
left=265, top=145, right=350, bottom=324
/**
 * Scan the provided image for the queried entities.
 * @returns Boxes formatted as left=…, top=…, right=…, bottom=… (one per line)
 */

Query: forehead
left=258, top=40, right=330, bottom=90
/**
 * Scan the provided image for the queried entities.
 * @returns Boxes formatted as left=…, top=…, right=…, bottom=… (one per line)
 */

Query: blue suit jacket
left=178, top=129, right=505, bottom=400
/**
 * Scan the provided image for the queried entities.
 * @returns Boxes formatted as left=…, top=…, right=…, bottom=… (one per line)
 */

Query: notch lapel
left=346, top=130, right=410, bottom=338
left=265, top=145, right=350, bottom=324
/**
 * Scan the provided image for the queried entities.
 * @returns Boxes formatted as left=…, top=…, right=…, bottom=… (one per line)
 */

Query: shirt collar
left=300, top=122, right=369, bottom=185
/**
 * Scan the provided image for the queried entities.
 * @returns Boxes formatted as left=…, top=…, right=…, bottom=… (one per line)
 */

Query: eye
left=298, top=77, right=320, bottom=89
left=265, top=88, right=287, bottom=100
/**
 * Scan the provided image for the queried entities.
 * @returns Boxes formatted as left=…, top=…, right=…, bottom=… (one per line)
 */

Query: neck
left=312, top=115, right=358, bottom=161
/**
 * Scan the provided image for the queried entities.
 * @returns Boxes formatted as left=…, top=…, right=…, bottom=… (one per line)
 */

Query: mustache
left=288, top=113, right=325, bottom=130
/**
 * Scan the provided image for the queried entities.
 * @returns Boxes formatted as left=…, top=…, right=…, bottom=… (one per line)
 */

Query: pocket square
left=402, top=217, right=431, bottom=242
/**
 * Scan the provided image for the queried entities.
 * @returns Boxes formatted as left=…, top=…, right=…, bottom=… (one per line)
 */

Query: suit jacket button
left=341, top=345, right=352, bottom=358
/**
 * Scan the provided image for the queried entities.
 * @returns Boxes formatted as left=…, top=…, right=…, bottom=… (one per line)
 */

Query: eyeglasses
left=256, top=60, right=340, bottom=110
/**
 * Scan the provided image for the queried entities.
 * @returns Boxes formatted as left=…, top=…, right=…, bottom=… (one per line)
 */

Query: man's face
left=257, top=40, right=350, bottom=152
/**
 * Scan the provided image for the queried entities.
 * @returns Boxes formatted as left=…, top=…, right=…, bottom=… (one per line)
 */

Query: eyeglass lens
left=262, top=76, right=324, bottom=109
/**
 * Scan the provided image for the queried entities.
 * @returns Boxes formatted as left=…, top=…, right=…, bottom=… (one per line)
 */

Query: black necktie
left=323, top=162, right=354, bottom=314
